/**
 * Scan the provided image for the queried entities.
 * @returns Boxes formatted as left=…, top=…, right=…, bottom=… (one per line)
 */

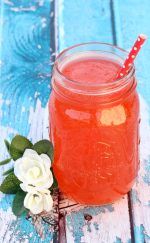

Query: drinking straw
left=116, top=34, right=147, bottom=79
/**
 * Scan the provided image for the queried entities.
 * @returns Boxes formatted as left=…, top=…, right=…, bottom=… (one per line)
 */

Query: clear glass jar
left=49, top=43, right=140, bottom=205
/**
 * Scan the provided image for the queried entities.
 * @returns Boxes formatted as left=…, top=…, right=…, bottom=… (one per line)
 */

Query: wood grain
left=0, top=0, right=59, bottom=242
left=114, top=1, right=150, bottom=242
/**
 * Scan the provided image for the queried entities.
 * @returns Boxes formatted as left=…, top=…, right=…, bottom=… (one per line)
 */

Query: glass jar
left=49, top=43, right=140, bottom=205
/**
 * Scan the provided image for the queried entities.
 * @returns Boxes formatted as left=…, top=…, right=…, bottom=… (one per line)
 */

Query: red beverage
left=49, top=43, right=139, bottom=205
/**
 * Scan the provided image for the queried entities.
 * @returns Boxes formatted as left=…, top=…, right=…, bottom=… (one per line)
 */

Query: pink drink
left=49, top=43, right=139, bottom=205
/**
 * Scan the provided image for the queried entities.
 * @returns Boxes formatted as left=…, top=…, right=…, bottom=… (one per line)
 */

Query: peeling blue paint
left=13, top=217, right=53, bottom=243
left=143, top=158, right=150, bottom=186
left=0, top=195, right=53, bottom=242
left=93, top=222, right=99, bottom=231
left=0, top=194, right=14, bottom=211
left=0, top=0, right=52, bottom=133
left=66, top=205, right=114, bottom=243
left=114, top=236, right=122, bottom=243
left=115, top=237, right=132, bottom=243
left=134, top=224, right=150, bottom=243
left=131, top=189, right=141, bottom=204
left=86, top=222, right=92, bottom=233
left=0, top=0, right=55, bottom=242
left=67, top=213, right=84, bottom=243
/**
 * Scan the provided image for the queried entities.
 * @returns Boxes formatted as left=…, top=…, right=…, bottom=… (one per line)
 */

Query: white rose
left=24, top=189, right=53, bottom=214
left=14, top=149, right=53, bottom=191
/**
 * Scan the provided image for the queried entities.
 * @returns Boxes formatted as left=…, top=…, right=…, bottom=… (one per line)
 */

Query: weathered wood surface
left=115, top=1, right=150, bottom=242
left=0, top=0, right=150, bottom=242
left=0, top=0, right=58, bottom=242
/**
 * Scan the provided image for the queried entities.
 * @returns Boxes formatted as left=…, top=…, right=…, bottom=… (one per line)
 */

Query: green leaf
left=33, top=140, right=54, bottom=161
left=12, top=191, right=27, bottom=216
left=9, top=147, right=22, bottom=162
left=51, top=168, right=58, bottom=189
left=4, top=139, right=10, bottom=153
left=10, top=135, right=33, bottom=160
left=0, top=173, right=21, bottom=194
left=3, top=167, right=14, bottom=176
left=0, top=158, right=11, bottom=166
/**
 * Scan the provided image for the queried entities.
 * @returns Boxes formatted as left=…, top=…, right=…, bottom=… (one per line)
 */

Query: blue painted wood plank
left=0, top=0, right=58, bottom=242
left=57, top=0, right=114, bottom=51
left=57, top=0, right=132, bottom=242
left=0, top=0, right=52, bottom=134
left=113, top=0, right=150, bottom=105
left=113, top=0, right=150, bottom=242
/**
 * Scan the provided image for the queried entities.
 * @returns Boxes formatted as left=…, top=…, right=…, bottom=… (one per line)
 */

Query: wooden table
left=0, top=0, right=150, bottom=242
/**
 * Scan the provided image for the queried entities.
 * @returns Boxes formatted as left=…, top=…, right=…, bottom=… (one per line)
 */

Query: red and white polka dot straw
left=116, top=34, right=147, bottom=79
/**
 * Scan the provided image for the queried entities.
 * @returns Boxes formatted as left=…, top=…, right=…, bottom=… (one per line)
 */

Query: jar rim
left=54, top=42, right=135, bottom=90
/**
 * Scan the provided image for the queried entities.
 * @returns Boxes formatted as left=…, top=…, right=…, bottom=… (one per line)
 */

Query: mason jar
left=49, top=43, right=140, bottom=205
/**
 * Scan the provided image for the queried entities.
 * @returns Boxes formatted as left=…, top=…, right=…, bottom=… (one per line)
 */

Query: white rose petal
left=40, top=154, right=52, bottom=168
left=43, top=190, right=53, bottom=212
left=14, top=149, right=53, bottom=191
left=24, top=191, right=43, bottom=214
left=23, top=149, right=40, bottom=159
left=24, top=189, right=53, bottom=214
left=20, top=183, right=36, bottom=193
